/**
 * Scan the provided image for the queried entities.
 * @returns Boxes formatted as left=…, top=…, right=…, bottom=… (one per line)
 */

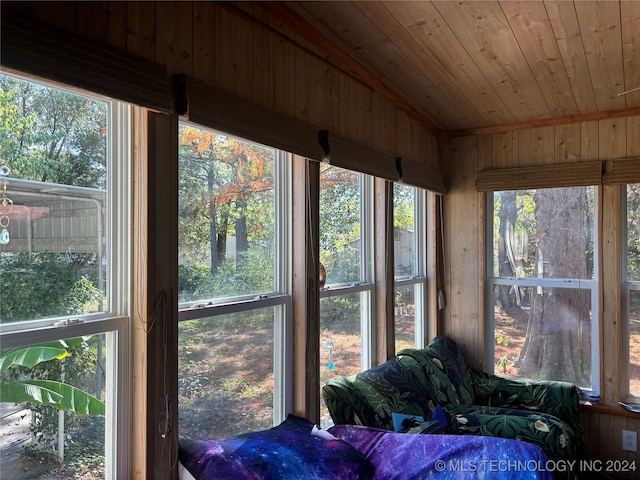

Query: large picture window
left=486, top=187, right=598, bottom=391
left=625, top=184, right=640, bottom=399
left=0, top=73, right=131, bottom=478
left=393, top=183, right=427, bottom=352
left=177, top=124, right=291, bottom=439
left=318, top=164, right=374, bottom=427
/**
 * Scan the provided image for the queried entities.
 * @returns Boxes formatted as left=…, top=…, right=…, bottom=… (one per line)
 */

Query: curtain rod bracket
left=318, top=130, right=331, bottom=163
left=173, top=74, right=189, bottom=117
left=395, top=157, right=403, bottom=183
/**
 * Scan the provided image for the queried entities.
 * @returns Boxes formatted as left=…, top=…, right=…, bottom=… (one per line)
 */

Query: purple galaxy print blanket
left=328, top=424, right=553, bottom=480
left=179, top=415, right=374, bottom=479
left=179, top=415, right=553, bottom=480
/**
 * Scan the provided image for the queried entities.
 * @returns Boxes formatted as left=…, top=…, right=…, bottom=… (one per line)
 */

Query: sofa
left=178, top=414, right=553, bottom=479
left=322, top=336, right=585, bottom=464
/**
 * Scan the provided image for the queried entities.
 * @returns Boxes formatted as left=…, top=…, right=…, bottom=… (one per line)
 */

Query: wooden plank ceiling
left=263, top=1, right=640, bottom=136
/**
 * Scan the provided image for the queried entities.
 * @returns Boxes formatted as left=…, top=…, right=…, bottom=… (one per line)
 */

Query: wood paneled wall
left=4, top=3, right=440, bottom=479
left=444, top=117, right=640, bottom=478
left=10, top=1, right=439, bottom=169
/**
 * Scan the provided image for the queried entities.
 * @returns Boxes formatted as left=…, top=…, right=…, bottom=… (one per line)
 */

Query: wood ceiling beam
left=450, top=105, right=640, bottom=138
left=261, top=1, right=440, bottom=135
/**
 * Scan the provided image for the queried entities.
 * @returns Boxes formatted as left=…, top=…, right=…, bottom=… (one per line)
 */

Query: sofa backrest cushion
left=322, top=355, right=435, bottom=431
left=398, top=336, right=475, bottom=408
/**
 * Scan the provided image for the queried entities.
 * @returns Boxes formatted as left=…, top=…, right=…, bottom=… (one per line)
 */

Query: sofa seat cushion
left=449, top=405, right=579, bottom=461
left=399, top=336, right=475, bottom=408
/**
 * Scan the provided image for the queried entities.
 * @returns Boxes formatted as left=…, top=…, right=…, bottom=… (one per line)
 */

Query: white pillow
left=311, top=424, right=338, bottom=441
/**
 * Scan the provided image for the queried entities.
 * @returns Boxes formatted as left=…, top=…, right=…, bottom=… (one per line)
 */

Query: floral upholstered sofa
left=322, top=336, right=585, bottom=463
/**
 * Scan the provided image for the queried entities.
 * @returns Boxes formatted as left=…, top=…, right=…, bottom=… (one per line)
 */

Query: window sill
left=580, top=401, right=640, bottom=419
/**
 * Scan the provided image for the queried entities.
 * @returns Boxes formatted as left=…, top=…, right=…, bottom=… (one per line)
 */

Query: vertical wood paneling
left=291, top=156, right=320, bottom=424
left=76, top=2, right=127, bottom=48
left=146, top=111, right=179, bottom=480
left=338, top=75, right=352, bottom=137
left=410, top=120, right=422, bottom=165
left=269, top=15, right=296, bottom=118
left=626, top=115, right=640, bottom=157
left=28, top=1, right=77, bottom=30
left=215, top=4, right=252, bottom=97
left=555, top=123, right=581, bottom=162
left=492, top=131, right=518, bottom=168
left=397, top=112, right=413, bottom=167
left=311, top=62, right=331, bottom=129
left=601, top=185, right=622, bottom=405
left=427, top=132, right=439, bottom=169
left=518, top=126, right=554, bottom=166
left=581, top=120, right=600, bottom=161
left=131, top=106, right=149, bottom=480
left=326, top=64, right=341, bottom=133
left=125, top=2, right=156, bottom=61
left=375, top=178, right=395, bottom=363
left=156, top=2, right=193, bottom=76
left=599, top=118, right=627, bottom=160
left=413, top=121, right=427, bottom=166
left=252, top=4, right=272, bottom=108
left=477, top=135, right=492, bottom=172
left=371, top=91, right=395, bottom=155
left=347, top=77, right=365, bottom=142
left=295, top=49, right=325, bottom=126
left=192, top=2, right=215, bottom=84
left=604, top=414, right=628, bottom=465
left=581, top=409, right=600, bottom=464
left=447, top=136, right=481, bottom=367
left=362, top=87, right=373, bottom=148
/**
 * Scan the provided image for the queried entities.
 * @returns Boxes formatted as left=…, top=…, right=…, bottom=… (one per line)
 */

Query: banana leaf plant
left=0, top=337, right=105, bottom=416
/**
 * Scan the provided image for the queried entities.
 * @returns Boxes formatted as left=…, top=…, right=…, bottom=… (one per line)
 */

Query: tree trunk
left=517, top=187, right=591, bottom=386
left=216, top=208, right=228, bottom=271
left=207, top=167, right=218, bottom=275
left=209, top=198, right=218, bottom=275
left=235, top=197, right=248, bottom=270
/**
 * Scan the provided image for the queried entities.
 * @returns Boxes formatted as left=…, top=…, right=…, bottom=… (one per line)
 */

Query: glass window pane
left=178, top=309, right=275, bottom=439
left=0, top=74, right=109, bottom=322
left=319, top=164, right=361, bottom=285
left=629, top=290, right=640, bottom=395
left=393, top=184, right=415, bottom=278
left=394, top=284, right=416, bottom=352
left=319, top=293, right=363, bottom=427
left=0, top=333, right=109, bottom=477
left=492, top=285, right=592, bottom=388
left=627, top=184, right=640, bottom=396
left=492, top=188, right=594, bottom=281
left=394, top=184, right=419, bottom=351
left=627, top=185, right=640, bottom=282
left=178, top=124, right=276, bottom=302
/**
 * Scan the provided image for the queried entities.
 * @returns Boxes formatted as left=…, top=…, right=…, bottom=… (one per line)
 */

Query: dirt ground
left=494, top=304, right=640, bottom=394
left=0, top=404, right=63, bottom=480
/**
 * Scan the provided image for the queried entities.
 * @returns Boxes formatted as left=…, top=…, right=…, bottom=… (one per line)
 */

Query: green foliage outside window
left=0, top=252, right=103, bottom=323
